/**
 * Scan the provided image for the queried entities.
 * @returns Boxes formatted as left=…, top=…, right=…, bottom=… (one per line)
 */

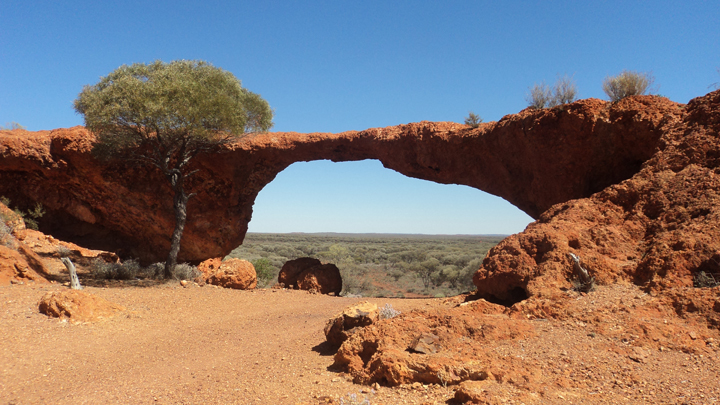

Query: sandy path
left=1, top=283, right=454, bottom=404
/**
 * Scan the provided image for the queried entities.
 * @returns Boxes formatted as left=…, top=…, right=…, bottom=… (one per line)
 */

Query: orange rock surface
left=0, top=93, right=681, bottom=264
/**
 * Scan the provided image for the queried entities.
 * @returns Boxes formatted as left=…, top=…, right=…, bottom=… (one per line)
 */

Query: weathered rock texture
left=277, top=257, right=322, bottom=287
left=0, top=94, right=679, bottom=263
left=38, top=289, right=125, bottom=321
left=324, top=301, right=379, bottom=346
left=198, top=258, right=257, bottom=290
left=474, top=90, right=720, bottom=303
left=0, top=201, right=51, bottom=285
left=296, top=263, right=342, bottom=295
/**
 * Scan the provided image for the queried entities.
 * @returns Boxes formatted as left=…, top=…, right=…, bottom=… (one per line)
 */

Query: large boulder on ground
left=324, top=301, right=379, bottom=346
left=38, top=289, right=125, bottom=322
left=199, top=257, right=257, bottom=289
left=277, top=257, right=321, bottom=287
left=297, top=263, right=342, bottom=295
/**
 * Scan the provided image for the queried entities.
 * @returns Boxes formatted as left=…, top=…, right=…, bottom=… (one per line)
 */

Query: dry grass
left=603, top=70, right=655, bottom=101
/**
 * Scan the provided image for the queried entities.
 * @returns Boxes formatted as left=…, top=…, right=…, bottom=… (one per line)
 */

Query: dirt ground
left=2, top=281, right=719, bottom=405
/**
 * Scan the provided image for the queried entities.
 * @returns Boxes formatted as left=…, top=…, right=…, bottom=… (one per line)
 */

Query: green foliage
left=75, top=60, right=273, bottom=160
left=0, top=197, right=44, bottom=231
left=252, top=258, right=275, bottom=287
left=75, top=60, right=274, bottom=278
left=602, top=70, right=655, bottom=101
left=526, top=75, right=578, bottom=109
left=464, top=112, right=483, bottom=128
left=228, top=233, right=501, bottom=297
left=0, top=122, right=26, bottom=130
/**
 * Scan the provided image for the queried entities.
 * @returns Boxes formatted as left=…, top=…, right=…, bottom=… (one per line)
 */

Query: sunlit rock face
left=0, top=92, right=690, bottom=266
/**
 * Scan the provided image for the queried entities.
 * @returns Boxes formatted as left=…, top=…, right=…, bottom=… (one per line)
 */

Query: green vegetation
left=0, top=196, right=44, bottom=231
left=90, top=259, right=199, bottom=281
left=602, top=70, right=655, bottom=101
left=227, top=233, right=502, bottom=297
left=74, top=60, right=273, bottom=278
left=464, top=112, right=483, bottom=128
left=526, top=74, right=578, bottom=109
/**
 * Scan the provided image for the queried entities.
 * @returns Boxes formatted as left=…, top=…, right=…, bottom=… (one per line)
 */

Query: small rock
left=408, top=333, right=441, bottom=354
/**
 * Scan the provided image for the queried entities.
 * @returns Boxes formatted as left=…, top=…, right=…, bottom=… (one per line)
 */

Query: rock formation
left=198, top=258, right=257, bottom=290
left=38, top=289, right=125, bottom=322
left=324, top=301, right=379, bottom=346
left=0, top=93, right=678, bottom=264
left=278, top=257, right=322, bottom=288
left=474, top=90, right=720, bottom=303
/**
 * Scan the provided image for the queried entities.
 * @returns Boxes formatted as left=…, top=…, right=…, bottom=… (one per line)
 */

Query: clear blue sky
left=2, top=1, right=719, bottom=235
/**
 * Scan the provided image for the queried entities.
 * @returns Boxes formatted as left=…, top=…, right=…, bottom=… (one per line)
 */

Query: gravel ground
left=1, top=282, right=719, bottom=404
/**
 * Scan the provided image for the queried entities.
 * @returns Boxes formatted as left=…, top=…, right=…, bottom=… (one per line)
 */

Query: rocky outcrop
left=324, top=301, right=379, bottom=346
left=198, top=258, right=257, bottom=289
left=0, top=201, right=51, bottom=285
left=0, top=94, right=679, bottom=263
left=38, top=289, right=125, bottom=321
left=473, top=90, right=720, bottom=303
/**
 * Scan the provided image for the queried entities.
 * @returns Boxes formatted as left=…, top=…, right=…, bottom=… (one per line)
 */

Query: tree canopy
left=74, top=60, right=273, bottom=278
left=74, top=60, right=273, bottom=161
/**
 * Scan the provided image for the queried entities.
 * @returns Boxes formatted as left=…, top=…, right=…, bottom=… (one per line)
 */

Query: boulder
left=38, top=290, right=125, bottom=322
left=277, top=257, right=321, bottom=288
left=324, top=301, right=379, bottom=346
left=201, top=258, right=257, bottom=290
left=297, top=263, right=342, bottom=295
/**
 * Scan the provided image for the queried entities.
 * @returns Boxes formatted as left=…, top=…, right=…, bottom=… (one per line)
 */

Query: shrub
left=0, top=122, right=26, bottom=130
left=526, top=82, right=553, bottom=109
left=464, top=112, right=482, bottom=128
left=526, top=75, right=578, bottom=109
left=379, top=303, right=401, bottom=319
left=91, top=258, right=142, bottom=280
left=552, top=74, right=577, bottom=105
left=602, top=70, right=655, bottom=101
left=56, top=246, right=72, bottom=258
left=252, top=258, right=275, bottom=286
left=172, top=263, right=200, bottom=280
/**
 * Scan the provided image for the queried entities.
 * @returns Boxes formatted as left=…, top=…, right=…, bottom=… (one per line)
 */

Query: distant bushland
left=227, top=233, right=503, bottom=297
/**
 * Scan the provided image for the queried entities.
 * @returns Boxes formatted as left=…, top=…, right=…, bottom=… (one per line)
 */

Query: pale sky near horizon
left=2, top=1, right=719, bottom=235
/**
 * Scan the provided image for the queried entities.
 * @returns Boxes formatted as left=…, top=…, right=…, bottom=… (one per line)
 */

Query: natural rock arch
left=0, top=96, right=676, bottom=263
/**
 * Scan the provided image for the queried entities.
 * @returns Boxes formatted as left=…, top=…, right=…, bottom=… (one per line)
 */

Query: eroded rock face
left=474, top=90, right=720, bottom=302
left=0, top=94, right=680, bottom=263
left=324, top=301, right=379, bottom=346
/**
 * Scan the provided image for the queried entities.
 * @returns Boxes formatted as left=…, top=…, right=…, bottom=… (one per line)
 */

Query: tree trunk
left=61, top=257, right=82, bottom=290
left=164, top=171, right=191, bottom=279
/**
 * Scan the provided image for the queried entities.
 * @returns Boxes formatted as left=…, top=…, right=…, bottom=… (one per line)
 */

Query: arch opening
left=228, top=160, right=533, bottom=299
